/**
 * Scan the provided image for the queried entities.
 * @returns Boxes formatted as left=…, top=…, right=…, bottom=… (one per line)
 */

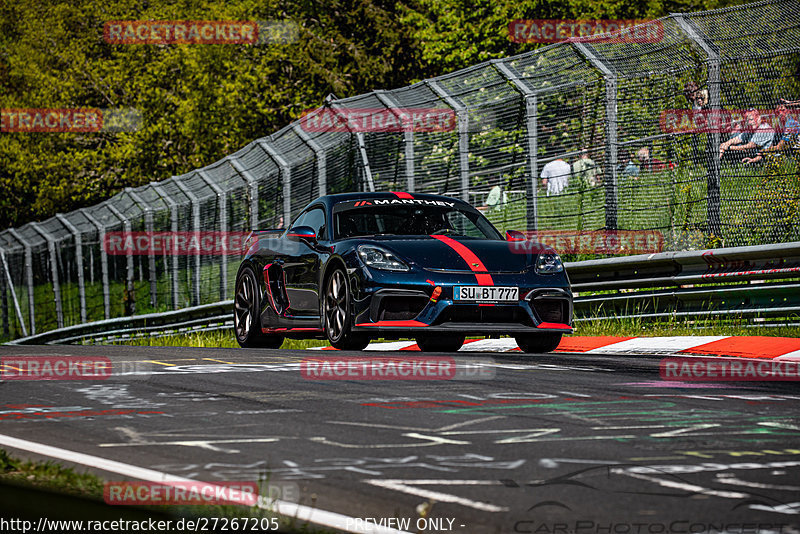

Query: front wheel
left=416, top=335, right=465, bottom=352
left=515, top=333, right=562, bottom=354
left=234, top=264, right=284, bottom=349
left=323, top=269, right=369, bottom=350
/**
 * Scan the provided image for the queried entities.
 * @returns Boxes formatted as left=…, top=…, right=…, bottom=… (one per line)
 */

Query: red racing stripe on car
left=391, top=191, right=414, bottom=199
left=430, top=235, right=494, bottom=286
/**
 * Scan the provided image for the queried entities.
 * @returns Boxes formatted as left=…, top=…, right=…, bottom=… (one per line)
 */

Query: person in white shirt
left=540, top=158, right=571, bottom=196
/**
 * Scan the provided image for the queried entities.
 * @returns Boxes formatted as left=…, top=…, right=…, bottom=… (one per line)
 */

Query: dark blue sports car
left=234, top=192, right=572, bottom=352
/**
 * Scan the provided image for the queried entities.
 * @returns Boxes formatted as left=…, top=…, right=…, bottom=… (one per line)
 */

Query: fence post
left=426, top=80, right=470, bottom=202
left=150, top=183, right=180, bottom=309
left=105, top=203, right=135, bottom=315
left=493, top=60, right=540, bottom=231
left=326, top=102, right=375, bottom=193
left=574, top=42, right=618, bottom=230
left=293, top=122, right=328, bottom=198
left=30, top=223, right=64, bottom=329
left=7, top=230, right=34, bottom=334
left=173, top=179, right=202, bottom=306
left=229, top=158, right=261, bottom=230
left=375, top=91, right=415, bottom=193
left=673, top=14, right=722, bottom=239
left=257, top=140, right=293, bottom=226
left=82, top=210, right=111, bottom=319
left=0, top=247, right=6, bottom=337
left=198, top=170, right=228, bottom=301
left=126, top=189, right=157, bottom=308
left=55, top=214, right=87, bottom=323
left=0, top=246, right=27, bottom=337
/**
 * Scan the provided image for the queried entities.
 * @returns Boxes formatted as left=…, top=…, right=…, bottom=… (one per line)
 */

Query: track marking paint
left=0, top=433, right=411, bottom=534
left=366, top=479, right=507, bottom=512
left=203, top=358, right=235, bottom=364
left=146, top=360, right=176, bottom=367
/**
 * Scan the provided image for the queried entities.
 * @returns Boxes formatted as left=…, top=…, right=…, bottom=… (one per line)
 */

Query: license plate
left=453, top=286, right=518, bottom=302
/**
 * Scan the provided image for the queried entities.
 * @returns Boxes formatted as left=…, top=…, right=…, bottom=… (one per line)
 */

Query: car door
left=283, top=205, right=327, bottom=317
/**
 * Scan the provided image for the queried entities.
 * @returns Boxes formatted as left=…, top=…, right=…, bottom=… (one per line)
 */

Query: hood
left=360, top=236, right=544, bottom=273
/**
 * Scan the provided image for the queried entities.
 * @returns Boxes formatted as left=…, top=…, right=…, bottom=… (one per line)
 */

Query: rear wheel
left=416, top=335, right=465, bottom=352
left=323, top=269, right=369, bottom=350
left=515, top=333, right=562, bottom=353
left=234, top=264, right=284, bottom=349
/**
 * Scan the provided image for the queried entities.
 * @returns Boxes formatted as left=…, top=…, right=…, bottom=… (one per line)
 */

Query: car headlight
left=357, top=245, right=410, bottom=271
left=535, top=252, right=564, bottom=274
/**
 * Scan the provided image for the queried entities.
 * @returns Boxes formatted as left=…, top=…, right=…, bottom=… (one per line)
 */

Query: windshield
left=333, top=201, right=502, bottom=240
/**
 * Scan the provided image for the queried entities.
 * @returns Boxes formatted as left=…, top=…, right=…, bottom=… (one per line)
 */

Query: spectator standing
left=541, top=158, right=571, bottom=195
left=572, top=149, right=599, bottom=187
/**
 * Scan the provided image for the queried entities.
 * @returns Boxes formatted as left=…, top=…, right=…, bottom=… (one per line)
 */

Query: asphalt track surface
left=1, top=344, right=800, bottom=534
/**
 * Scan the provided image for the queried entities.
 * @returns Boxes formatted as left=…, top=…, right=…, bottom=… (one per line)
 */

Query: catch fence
left=1, top=0, right=799, bottom=340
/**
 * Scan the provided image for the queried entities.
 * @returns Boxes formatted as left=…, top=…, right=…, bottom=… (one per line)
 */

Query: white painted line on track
left=0, top=433, right=412, bottom=534
left=586, top=336, right=729, bottom=354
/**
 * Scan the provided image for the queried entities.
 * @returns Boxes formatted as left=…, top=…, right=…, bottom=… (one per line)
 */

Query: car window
left=334, top=203, right=501, bottom=240
left=303, top=207, right=326, bottom=239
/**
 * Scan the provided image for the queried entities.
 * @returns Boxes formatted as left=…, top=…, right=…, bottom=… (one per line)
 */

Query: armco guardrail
left=569, top=241, right=800, bottom=322
left=6, top=242, right=800, bottom=344
left=7, top=301, right=232, bottom=345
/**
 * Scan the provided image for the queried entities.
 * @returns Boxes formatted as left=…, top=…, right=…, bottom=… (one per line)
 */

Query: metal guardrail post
left=173, top=179, right=202, bottom=306
left=198, top=170, right=228, bottom=301
left=292, top=122, right=328, bottom=198
left=673, top=14, right=722, bottom=239
left=0, top=247, right=6, bottom=336
left=257, top=140, right=293, bottom=226
left=6, top=230, right=34, bottom=334
left=150, top=183, right=180, bottom=309
left=0, top=246, right=28, bottom=337
left=81, top=210, right=111, bottom=319
left=573, top=42, right=618, bottom=230
left=228, top=158, right=261, bottom=230
left=105, top=203, right=135, bottom=315
left=426, top=80, right=470, bottom=202
left=493, top=60, right=539, bottom=231
left=326, top=102, right=375, bottom=193
left=55, top=214, right=87, bottom=323
left=30, top=223, right=64, bottom=329
left=375, top=91, right=415, bottom=193
left=126, top=189, right=157, bottom=308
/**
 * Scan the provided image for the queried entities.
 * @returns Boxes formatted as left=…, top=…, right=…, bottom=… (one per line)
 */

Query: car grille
left=438, top=305, right=532, bottom=325
left=531, top=298, right=569, bottom=324
left=377, top=296, right=429, bottom=321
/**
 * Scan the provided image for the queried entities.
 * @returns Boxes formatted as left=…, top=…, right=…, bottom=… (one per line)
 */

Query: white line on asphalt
left=366, top=479, right=507, bottom=512
left=0, top=433, right=412, bottom=534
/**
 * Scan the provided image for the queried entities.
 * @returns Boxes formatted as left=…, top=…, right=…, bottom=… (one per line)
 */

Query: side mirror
left=505, top=230, right=526, bottom=242
left=287, top=226, right=317, bottom=243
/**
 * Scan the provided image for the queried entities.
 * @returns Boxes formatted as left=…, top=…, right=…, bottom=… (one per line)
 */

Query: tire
left=416, top=335, right=465, bottom=352
left=323, top=269, right=369, bottom=350
left=234, top=264, right=284, bottom=349
left=515, top=333, right=562, bottom=354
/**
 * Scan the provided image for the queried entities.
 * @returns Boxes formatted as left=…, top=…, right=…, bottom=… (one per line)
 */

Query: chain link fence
left=1, top=0, right=799, bottom=340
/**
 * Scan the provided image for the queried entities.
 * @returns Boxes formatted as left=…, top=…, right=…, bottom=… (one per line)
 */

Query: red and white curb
left=311, top=336, right=800, bottom=361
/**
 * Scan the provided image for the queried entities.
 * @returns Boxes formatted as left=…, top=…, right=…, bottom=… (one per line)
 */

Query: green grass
left=0, top=448, right=333, bottom=532
left=109, top=329, right=330, bottom=349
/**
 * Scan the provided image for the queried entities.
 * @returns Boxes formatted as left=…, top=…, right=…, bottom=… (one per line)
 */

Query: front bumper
left=349, top=267, right=573, bottom=337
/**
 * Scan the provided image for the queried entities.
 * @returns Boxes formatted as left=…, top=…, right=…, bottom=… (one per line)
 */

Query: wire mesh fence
left=1, top=0, right=799, bottom=340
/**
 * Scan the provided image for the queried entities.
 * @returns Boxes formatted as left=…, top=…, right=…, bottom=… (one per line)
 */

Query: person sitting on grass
left=742, top=102, right=800, bottom=164
left=719, top=108, right=774, bottom=162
